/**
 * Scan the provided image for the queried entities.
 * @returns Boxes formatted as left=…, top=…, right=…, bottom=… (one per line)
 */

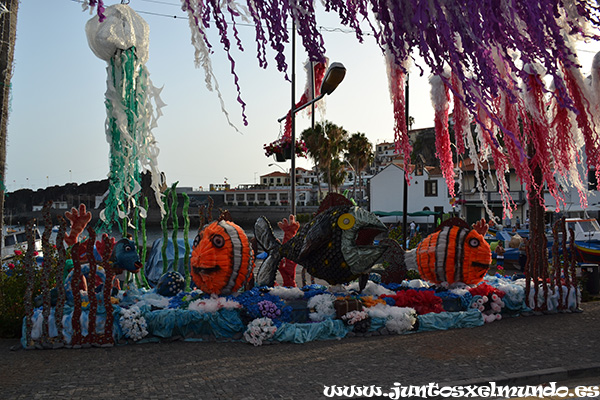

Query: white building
left=369, top=163, right=449, bottom=226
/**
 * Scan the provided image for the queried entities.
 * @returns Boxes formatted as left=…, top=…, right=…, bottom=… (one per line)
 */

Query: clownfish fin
left=404, top=248, right=418, bottom=271
left=253, top=216, right=283, bottom=287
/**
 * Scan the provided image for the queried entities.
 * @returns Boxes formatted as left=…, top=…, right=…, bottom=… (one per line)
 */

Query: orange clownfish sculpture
left=190, top=220, right=255, bottom=296
left=404, top=218, right=492, bottom=285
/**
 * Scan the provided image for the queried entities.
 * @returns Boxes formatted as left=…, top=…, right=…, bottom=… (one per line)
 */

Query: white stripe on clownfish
left=221, top=221, right=243, bottom=296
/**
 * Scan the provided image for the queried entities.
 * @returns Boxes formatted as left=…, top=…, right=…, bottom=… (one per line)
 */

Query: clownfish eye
left=212, top=234, right=225, bottom=248
left=193, top=234, right=202, bottom=249
left=124, top=245, right=132, bottom=252
left=468, top=238, right=480, bottom=247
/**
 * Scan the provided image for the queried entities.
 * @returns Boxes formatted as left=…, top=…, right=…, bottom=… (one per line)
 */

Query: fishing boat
left=2, top=225, right=43, bottom=261
left=565, top=218, right=600, bottom=264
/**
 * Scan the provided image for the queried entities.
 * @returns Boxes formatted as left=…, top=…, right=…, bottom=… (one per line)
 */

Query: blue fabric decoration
left=417, top=309, right=484, bottom=331
left=273, top=319, right=349, bottom=343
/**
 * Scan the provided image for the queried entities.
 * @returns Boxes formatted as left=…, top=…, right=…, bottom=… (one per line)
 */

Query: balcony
left=461, top=190, right=527, bottom=205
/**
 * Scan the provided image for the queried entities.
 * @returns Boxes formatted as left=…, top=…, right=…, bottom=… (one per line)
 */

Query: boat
left=564, top=218, right=600, bottom=264
left=2, top=225, right=43, bottom=261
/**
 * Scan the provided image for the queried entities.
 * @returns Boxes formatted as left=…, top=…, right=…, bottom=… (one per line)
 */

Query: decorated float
left=18, top=194, right=580, bottom=349
left=11, top=0, right=600, bottom=348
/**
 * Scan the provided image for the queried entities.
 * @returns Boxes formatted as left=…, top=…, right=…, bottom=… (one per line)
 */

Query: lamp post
left=277, top=60, right=347, bottom=215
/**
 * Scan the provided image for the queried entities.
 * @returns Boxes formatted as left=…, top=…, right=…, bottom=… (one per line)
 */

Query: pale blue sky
left=6, top=1, right=599, bottom=193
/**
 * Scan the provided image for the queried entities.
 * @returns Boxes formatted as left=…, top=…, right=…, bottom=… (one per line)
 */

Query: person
left=410, top=221, right=416, bottom=237
left=504, top=216, right=512, bottom=229
left=495, top=244, right=505, bottom=269
left=516, top=216, right=521, bottom=229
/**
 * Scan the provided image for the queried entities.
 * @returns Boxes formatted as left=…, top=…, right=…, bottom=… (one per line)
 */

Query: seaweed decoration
left=99, top=234, right=116, bottom=347
left=54, top=216, right=68, bottom=347
left=41, top=203, right=53, bottom=347
left=182, top=193, right=192, bottom=291
left=171, top=183, right=180, bottom=269
left=160, top=186, right=171, bottom=274
left=139, top=196, right=150, bottom=288
left=70, top=242, right=83, bottom=348
left=83, top=228, right=98, bottom=346
left=23, top=220, right=36, bottom=349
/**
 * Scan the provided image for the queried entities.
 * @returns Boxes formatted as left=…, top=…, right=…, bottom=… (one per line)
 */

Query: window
left=425, top=180, right=438, bottom=197
left=235, top=194, right=245, bottom=201
left=589, top=168, right=597, bottom=191
left=226, top=194, right=234, bottom=202
left=268, top=193, right=278, bottom=201
left=257, top=193, right=266, bottom=201
left=246, top=194, right=255, bottom=201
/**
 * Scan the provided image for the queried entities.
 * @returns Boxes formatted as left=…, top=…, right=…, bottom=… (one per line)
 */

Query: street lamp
left=277, top=61, right=347, bottom=216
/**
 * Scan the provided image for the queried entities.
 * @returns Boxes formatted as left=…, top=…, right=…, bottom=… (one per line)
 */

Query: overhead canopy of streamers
left=85, top=0, right=600, bottom=216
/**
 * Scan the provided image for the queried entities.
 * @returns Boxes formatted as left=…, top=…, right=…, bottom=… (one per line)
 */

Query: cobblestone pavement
left=1, top=302, right=600, bottom=400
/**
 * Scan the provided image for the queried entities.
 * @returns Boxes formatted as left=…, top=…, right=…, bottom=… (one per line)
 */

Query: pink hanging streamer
left=522, top=71, right=562, bottom=210
left=387, top=57, right=411, bottom=180
left=283, top=61, right=328, bottom=138
left=450, top=73, right=468, bottom=155
left=561, top=61, right=600, bottom=183
left=430, top=74, right=455, bottom=197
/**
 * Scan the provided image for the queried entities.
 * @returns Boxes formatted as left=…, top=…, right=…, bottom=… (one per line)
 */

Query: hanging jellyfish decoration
left=85, top=4, right=165, bottom=233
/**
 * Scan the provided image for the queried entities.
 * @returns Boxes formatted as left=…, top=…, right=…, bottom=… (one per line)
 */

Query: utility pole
left=0, top=1, right=19, bottom=256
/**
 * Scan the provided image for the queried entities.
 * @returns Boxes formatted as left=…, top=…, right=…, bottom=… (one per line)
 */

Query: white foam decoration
left=269, top=286, right=304, bottom=300
left=344, top=281, right=395, bottom=297
left=307, top=293, right=336, bottom=322
left=365, top=303, right=416, bottom=334
left=183, top=0, right=242, bottom=134
left=188, top=297, right=242, bottom=313
left=86, top=4, right=150, bottom=64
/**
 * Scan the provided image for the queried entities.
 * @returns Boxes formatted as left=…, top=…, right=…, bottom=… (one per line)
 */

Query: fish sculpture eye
left=337, top=213, right=355, bottom=230
left=212, top=234, right=225, bottom=248
left=468, top=237, right=480, bottom=248
left=193, top=234, right=202, bottom=249
left=124, top=244, right=132, bottom=252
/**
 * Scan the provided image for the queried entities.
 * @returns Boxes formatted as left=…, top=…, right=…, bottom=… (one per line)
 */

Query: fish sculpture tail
left=254, top=216, right=283, bottom=287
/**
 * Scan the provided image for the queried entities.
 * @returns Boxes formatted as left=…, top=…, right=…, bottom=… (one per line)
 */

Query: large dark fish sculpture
left=404, top=218, right=492, bottom=285
left=253, top=194, right=388, bottom=287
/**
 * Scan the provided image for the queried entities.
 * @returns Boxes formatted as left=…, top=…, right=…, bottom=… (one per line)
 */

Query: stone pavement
left=1, top=301, right=600, bottom=400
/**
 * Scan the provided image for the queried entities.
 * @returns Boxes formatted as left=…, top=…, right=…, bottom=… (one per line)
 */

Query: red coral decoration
left=382, top=289, right=444, bottom=315
left=469, top=283, right=505, bottom=299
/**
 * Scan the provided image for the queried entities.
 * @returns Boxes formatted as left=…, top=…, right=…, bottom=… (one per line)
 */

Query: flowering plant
left=119, top=305, right=148, bottom=341
left=263, top=136, right=308, bottom=158
left=243, top=317, right=277, bottom=346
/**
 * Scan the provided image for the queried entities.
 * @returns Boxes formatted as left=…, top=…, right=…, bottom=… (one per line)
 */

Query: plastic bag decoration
left=404, top=219, right=492, bottom=286
left=190, top=220, right=255, bottom=296
left=86, top=4, right=165, bottom=232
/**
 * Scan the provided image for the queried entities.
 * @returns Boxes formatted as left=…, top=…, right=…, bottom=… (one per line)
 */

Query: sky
left=6, top=0, right=600, bottom=193
left=7, top=0, right=435, bottom=192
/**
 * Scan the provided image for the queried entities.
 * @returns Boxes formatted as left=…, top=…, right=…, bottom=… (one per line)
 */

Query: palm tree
left=301, top=120, right=348, bottom=197
left=301, top=123, right=326, bottom=201
left=329, top=158, right=347, bottom=192
left=0, top=1, right=19, bottom=256
left=321, top=121, right=348, bottom=193
left=345, top=132, right=373, bottom=201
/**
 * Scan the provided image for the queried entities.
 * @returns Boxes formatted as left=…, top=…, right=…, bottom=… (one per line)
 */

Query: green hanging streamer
left=182, top=193, right=191, bottom=291
left=171, top=182, right=180, bottom=270
left=161, top=188, right=171, bottom=274
left=139, top=196, right=150, bottom=288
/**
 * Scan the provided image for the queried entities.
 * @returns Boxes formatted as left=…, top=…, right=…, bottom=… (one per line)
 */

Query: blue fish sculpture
left=110, top=238, right=143, bottom=274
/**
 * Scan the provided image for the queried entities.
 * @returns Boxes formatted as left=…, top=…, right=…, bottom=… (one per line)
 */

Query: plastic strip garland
left=86, top=5, right=165, bottom=233
left=85, top=1, right=600, bottom=210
